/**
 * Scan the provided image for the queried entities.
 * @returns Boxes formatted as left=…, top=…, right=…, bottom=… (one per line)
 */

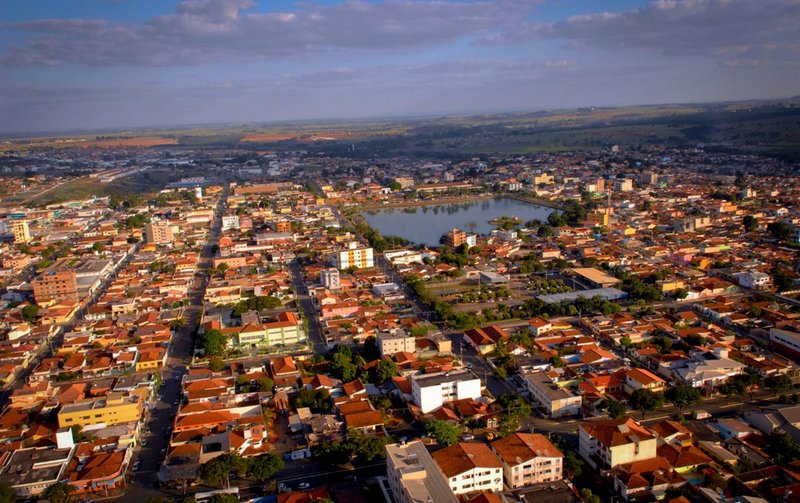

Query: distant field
left=0, top=136, right=177, bottom=151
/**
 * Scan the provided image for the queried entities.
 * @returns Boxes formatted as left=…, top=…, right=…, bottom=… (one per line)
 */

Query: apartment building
left=12, top=220, right=30, bottom=244
left=579, top=417, right=657, bottom=470
left=57, top=391, right=142, bottom=428
left=431, top=442, right=503, bottom=495
left=444, top=228, right=468, bottom=248
left=386, top=441, right=458, bottom=503
left=320, top=268, right=341, bottom=290
left=491, top=433, right=564, bottom=489
left=33, top=269, right=79, bottom=305
left=332, top=242, right=374, bottom=270
left=233, top=312, right=305, bottom=348
left=523, top=371, right=582, bottom=418
left=411, top=370, right=481, bottom=414
left=378, top=331, right=416, bottom=357
left=145, top=220, right=174, bottom=245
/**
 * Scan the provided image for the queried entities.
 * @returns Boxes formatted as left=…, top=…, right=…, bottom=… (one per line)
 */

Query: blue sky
left=0, top=0, right=798, bottom=134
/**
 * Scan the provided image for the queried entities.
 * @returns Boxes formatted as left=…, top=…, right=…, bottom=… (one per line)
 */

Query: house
left=579, top=417, right=657, bottom=470
left=411, top=370, right=481, bottom=414
left=463, top=326, right=509, bottom=355
left=432, top=442, right=504, bottom=495
left=611, top=457, right=686, bottom=501
left=528, top=317, right=552, bottom=337
left=522, top=371, right=582, bottom=418
left=621, top=368, right=666, bottom=395
left=491, top=433, right=564, bottom=488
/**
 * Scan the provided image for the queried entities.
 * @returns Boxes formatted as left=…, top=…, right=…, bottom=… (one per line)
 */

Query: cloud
left=492, top=0, right=800, bottom=65
left=0, top=0, right=539, bottom=67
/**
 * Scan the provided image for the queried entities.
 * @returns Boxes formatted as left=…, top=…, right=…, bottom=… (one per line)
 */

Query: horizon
left=2, top=0, right=799, bottom=134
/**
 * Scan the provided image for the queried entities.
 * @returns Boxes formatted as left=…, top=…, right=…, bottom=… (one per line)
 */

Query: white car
left=298, top=483, right=310, bottom=490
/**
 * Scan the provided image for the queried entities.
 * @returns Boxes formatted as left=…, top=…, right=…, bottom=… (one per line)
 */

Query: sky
left=0, top=0, right=798, bottom=134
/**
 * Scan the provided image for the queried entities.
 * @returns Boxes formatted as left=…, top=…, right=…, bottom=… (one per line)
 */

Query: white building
left=378, top=331, right=416, bottom=357
left=491, top=433, right=564, bottom=489
left=523, top=371, right=582, bottom=418
left=410, top=370, right=481, bottom=413
left=386, top=441, right=458, bottom=503
left=332, top=242, right=374, bottom=270
left=320, top=268, right=340, bottom=290
left=221, top=215, right=240, bottom=231
left=431, top=443, right=503, bottom=495
left=736, top=271, right=771, bottom=290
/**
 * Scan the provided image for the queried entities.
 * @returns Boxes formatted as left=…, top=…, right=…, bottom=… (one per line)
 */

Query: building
left=378, top=331, right=416, bottom=357
left=491, top=433, right=564, bottom=489
left=57, top=391, right=142, bottom=429
left=233, top=312, right=305, bottom=348
left=569, top=268, right=621, bottom=289
left=444, top=228, right=468, bottom=248
left=394, top=177, right=415, bottom=189
left=33, top=269, right=79, bottom=305
left=736, top=271, right=772, bottom=290
left=13, top=220, right=30, bottom=244
left=332, top=242, right=374, bottom=270
left=145, top=220, right=174, bottom=245
left=320, top=268, right=340, bottom=290
left=770, top=328, right=800, bottom=360
left=0, top=446, right=75, bottom=497
left=386, top=441, right=458, bottom=503
left=411, top=370, right=481, bottom=413
left=614, top=179, right=634, bottom=192
left=431, top=442, right=504, bottom=495
left=579, top=417, right=657, bottom=470
left=523, top=371, right=582, bottom=418
left=221, top=215, right=240, bottom=231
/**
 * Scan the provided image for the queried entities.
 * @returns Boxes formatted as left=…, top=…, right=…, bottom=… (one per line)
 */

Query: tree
left=425, top=419, right=462, bottom=446
left=564, top=450, right=583, bottom=477
left=0, top=483, right=15, bottom=503
left=363, top=336, right=380, bottom=361
left=374, top=359, right=399, bottom=383
left=257, top=377, right=274, bottom=392
left=21, top=304, right=39, bottom=323
left=296, top=388, right=333, bottom=413
left=92, top=242, right=106, bottom=253
left=208, top=357, right=225, bottom=372
left=200, top=453, right=248, bottom=487
left=169, top=317, right=186, bottom=330
left=581, top=488, right=601, bottom=503
left=248, top=453, right=284, bottom=481
left=665, top=386, right=702, bottom=415
left=599, top=398, right=628, bottom=419
left=200, top=329, right=229, bottom=356
left=389, top=180, right=402, bottom=191
left=767, top=221, right=793, bottom=241
left=42, top=483, right=74, bottom=503
left=208, top=494, right=238, bottom=503
left=743, top=215, right=758, bottom=233
left=330, top=352, right=357, bottom=382
left=628, top=389, right=664, bottom=419
left=765, top=374, right=793, bottom=396
left=497, top=393, right=532, bottom=436
left=766, top=433, right=800, bottom=464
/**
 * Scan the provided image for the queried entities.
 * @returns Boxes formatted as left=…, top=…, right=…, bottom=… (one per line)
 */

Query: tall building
left=320, top=268, right=341, bottom=290
left=410, top=370, right=481, bottom=413
left=145, top=220, right=174, bottom=245
left=332, top=242, right=374, bottom=270
left=12, top=221, right=30, bottom=244
left=444, top=228, right=467, bottom=248
left=491, top=433, right=564, bottom=488
left=431, top=442, right=504, bottom=495
left=579, top=417, right=657, bottom=470
left=32, top=270, right=78, bottom=305
left=386, top=441, right=458, bottom=503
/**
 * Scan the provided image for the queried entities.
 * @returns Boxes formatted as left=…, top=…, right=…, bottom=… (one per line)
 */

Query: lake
left=360, top=197, right=556, bottom=246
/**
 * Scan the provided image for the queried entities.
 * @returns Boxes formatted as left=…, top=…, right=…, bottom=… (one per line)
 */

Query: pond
left=360, top=197, right=556, bottom=246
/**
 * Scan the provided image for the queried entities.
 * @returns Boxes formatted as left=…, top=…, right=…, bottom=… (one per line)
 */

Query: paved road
left=124, top=191, right=226, bottom=500
left=289, top=261, right=328, bottom=354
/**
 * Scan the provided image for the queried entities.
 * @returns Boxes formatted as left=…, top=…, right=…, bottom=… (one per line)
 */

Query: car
left=461, top=434, right=475, bottom=441
left=141, top=439, right=148, bottom=447
left=298, top=483, right=310, bottom=490
left=160, top=448, right=166, bottom=455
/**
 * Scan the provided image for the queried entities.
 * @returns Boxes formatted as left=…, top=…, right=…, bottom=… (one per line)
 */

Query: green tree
left=257, top=377, right=274, bottom=392
left=425, top=419, right=462, bottom=446
left=628, top=389, right=664, bottom=419
left=765, top=374, right=793, bottom=396
left=21, top=304, right=39, bottom=323
left=42, top=483, right=74, bottom=503
left=363, top=335, right=380, bottom=361
left=599, top=398, right=628, bottom=419
left=0, top=483, right=15, bottom=503
left=296, top=388, right=333, bottom=413
left=247, top=453, right=284, bottom=482
left=208, top=357, right=225, bottom=372
left=564, top=450, right=583, bottom=477
left=743, top=215, right=758, bottom=233
left=389, top=181, right=402, bottom=191
left=665, top=386, right=702, bottom=415
left=200, top=329, right=229, bottom=356
left=92, top=242, right=106, bottom=253
left=374, top=359, right=399, bottom=383
left=208, top=494, right=238, bottom=503
left=767, top=221, right=793, bottom=241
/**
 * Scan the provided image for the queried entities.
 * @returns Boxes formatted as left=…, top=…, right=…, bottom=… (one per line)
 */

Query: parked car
left=298, top=482, right=310, bottom=490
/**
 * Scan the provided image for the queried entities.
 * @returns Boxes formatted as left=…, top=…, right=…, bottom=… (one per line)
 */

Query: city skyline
left=1, top=0, right=799, bottom=134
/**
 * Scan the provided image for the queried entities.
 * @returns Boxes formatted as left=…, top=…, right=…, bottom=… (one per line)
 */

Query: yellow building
left=13, top=221, right=30, bottom=244
left=58, top=391, right=142, bottom=428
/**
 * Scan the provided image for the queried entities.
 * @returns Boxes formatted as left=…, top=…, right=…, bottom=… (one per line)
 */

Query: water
left=360, top=197, right=556, bottom=246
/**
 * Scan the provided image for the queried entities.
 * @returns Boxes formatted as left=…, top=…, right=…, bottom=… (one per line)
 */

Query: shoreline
left=355, top=193, right=562, bottom=212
